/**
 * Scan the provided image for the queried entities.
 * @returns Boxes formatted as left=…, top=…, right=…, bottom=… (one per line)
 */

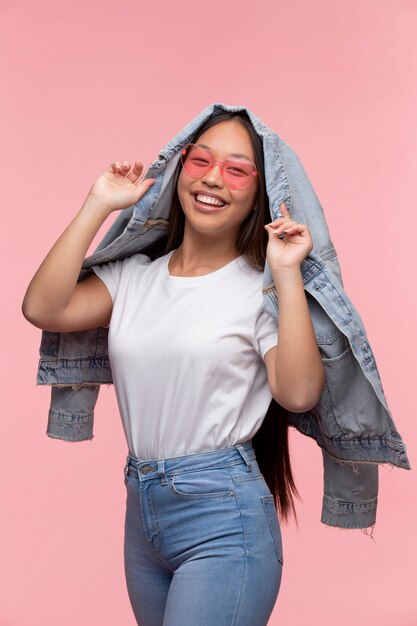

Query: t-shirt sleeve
left=91, top=254, right=150, bottom=302
left=253, top=308, right=278, bottom=360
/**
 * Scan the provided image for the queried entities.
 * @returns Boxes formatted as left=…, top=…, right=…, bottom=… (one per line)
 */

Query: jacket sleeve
left=321, top=448, right=378, bottom=528
left=46, top=384, right=100, bottom=442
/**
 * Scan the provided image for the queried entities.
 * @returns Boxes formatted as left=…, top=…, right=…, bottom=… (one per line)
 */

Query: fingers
left=128, top=161, right=148, bottom=185
left=111, top=160, right=143, bottom=181
left=111, top=160, right=132, bottom=174
left=264, top=223, right=287, bottom=240
left=110, top=160, right=158, bottom=191
left=265, top=203, right=309, bottom=240
left=268, top=203, right=294, bottom=231
left=271, top=220, right=297, bottom=235
left=107, top=160, right=156, bottom=199
left=279, top=202, right=290, bottom=217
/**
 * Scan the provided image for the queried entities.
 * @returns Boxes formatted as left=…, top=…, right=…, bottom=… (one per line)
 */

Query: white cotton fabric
left=92, top=250, right=278, bottom=460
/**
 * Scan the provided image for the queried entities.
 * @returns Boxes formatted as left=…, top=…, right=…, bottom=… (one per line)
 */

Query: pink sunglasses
left=181, top=143, right=258, bottom=190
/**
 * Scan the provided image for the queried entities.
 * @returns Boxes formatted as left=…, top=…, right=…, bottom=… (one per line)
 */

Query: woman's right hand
left=87, top=160, right=156, bottom=214
left=22, top=159, right=156, bottom=332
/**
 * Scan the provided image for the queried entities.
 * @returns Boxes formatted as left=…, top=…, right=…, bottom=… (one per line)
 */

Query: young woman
left=22, top=111, right=325, bottom=625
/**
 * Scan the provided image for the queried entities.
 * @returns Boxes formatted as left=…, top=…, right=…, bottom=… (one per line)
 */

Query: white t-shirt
left=92, top=250, right=278, bottom=460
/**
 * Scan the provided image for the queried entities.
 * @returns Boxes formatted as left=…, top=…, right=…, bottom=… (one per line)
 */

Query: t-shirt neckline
left=164, top=250, right=244, bottom=286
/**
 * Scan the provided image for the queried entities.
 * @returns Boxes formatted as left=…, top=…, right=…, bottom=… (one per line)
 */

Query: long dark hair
left=165, top=111, right=302, bottom=527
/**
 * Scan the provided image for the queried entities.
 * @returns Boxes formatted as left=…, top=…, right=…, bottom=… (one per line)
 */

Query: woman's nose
left=200, top=163, right=224, bottom=187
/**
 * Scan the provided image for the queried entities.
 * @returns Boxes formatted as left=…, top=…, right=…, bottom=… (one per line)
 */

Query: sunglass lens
left=181, top=144, right=257, bottom=189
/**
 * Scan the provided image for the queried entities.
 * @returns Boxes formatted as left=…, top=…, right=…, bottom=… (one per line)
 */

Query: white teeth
left=195, top=194, right=226, bottom=207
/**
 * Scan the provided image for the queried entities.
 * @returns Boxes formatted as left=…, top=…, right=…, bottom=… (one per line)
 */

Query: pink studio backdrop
left=1, top=1, right=416, bottom=625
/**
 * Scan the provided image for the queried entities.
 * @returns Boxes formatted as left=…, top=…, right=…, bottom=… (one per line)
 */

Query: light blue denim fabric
left=36, top=102, right=411, bottom=529
left=122, top=439, right=283, bottom=626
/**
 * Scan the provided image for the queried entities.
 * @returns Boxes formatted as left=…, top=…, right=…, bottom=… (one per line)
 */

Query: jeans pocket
left=169, top=468, right=235, bottom=500
left=261, top=495, right=284, bottom=565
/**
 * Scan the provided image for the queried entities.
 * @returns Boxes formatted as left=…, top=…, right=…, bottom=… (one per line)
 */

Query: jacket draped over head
left=36, top=102, right=411, bottom=530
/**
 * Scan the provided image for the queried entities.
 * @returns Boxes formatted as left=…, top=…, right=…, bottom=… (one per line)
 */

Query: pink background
left=1, top=1, right=416, bottom=624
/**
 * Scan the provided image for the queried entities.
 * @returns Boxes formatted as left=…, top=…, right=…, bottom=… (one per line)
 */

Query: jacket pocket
left=318, top=336, right=388, bottom=438
left=261, top=495, right=284, bottom=565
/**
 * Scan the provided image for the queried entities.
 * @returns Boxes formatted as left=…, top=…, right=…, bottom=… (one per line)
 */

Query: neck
left=170, top=225, right=240, bottom=274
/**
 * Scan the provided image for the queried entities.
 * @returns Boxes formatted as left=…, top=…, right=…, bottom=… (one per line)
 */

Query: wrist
left=271, top=265, right=303, bottom=291
left=80, top=194, right=113, bottom=220
left=271, top=264, right=302, bottom=279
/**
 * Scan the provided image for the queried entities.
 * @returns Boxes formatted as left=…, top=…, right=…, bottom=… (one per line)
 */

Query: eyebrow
left=196, top=143, right=253, bottom=161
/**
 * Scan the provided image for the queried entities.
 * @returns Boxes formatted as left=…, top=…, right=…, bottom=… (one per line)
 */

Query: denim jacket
left=36, top=103, right=411, bottom=530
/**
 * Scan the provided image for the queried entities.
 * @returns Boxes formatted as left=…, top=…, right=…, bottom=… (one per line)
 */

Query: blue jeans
left=123, top=439, right=284, bottom=626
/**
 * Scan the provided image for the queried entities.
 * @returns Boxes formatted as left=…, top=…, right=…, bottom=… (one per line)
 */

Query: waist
left=124, top=439, right=256, bottom=481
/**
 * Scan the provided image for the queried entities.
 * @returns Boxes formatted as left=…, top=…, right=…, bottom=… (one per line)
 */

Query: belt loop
left=236, top=443, right=253, bottom=472
left=157, top=459, right=168, bottom=485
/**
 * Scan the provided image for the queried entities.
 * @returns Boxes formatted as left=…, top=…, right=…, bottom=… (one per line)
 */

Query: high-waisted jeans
left=123, top=439, right=284, bottom=626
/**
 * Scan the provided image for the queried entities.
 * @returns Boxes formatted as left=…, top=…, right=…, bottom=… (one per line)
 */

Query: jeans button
left=141, top=465, right=153, bottom=474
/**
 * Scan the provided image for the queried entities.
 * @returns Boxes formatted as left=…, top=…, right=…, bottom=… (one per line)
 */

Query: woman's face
left=177, top=119, right=259, bottom=241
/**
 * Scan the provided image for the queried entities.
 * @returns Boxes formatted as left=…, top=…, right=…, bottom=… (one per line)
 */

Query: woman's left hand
left=264, top=203, right=313, bottom=271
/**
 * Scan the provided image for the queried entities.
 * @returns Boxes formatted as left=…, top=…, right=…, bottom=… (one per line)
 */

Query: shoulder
left=109, top=252, right=152, bottom=277
left=116, top=251, right=172, bottom=282
left=94, top=252, right=151, bottom=272
left=120, top=253, right=152, bottom=269
left=91, top=253, right=151, bottom=290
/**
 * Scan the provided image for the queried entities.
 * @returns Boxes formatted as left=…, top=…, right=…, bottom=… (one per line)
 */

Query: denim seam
left=148, top=482, right=166, bottom=563
left=141, top=483, right=173, bottom=571
left=271, top=144, right=293, bottom=217
left=48, top=408, right=94, bottom=420
left=231, top=474, right=264, bottom=484
left=321, top=344, right=352, bottom=363
left=261, top=495, right=284, bottom=566
left=46, top=431, right=94, bottom=442
left=322, top=447, right=399, bottom=470
left=227, top=475, right=249, bottom=626
left=138, top=486, right=151, bottom=544
left=169, top=459, right=253, bottom=476
left=137, top=487, right=172, bottom=573
left=322, top=494, right=378, bottom=511
left=130, top=456, right=256, bottom=479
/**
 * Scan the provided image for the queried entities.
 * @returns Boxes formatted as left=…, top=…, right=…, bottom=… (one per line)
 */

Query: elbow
left=292, top=375, right=326, bottom=413
left=276, top=396, right=320, bottom=413
left=290, top=364, right=326, bottom=412
left=273, top=378, right=325, bottom=414
left=289, top=395, right=321, bottom=413
left=21, top=288, right=36, bottom=321
left=21, top=299, right=41, bottom=328
left=21, top=296, right=51, bottom=330
left=21, top=296, right=34, bottom=324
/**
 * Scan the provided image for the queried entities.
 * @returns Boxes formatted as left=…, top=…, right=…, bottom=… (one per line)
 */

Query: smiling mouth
left=192, top=192, right=229, bottom=209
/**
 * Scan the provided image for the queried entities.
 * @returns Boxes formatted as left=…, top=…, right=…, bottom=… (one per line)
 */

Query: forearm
left=272, top=266, right=325, bottom=411
left=22, top=196, right=110, bottom=322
